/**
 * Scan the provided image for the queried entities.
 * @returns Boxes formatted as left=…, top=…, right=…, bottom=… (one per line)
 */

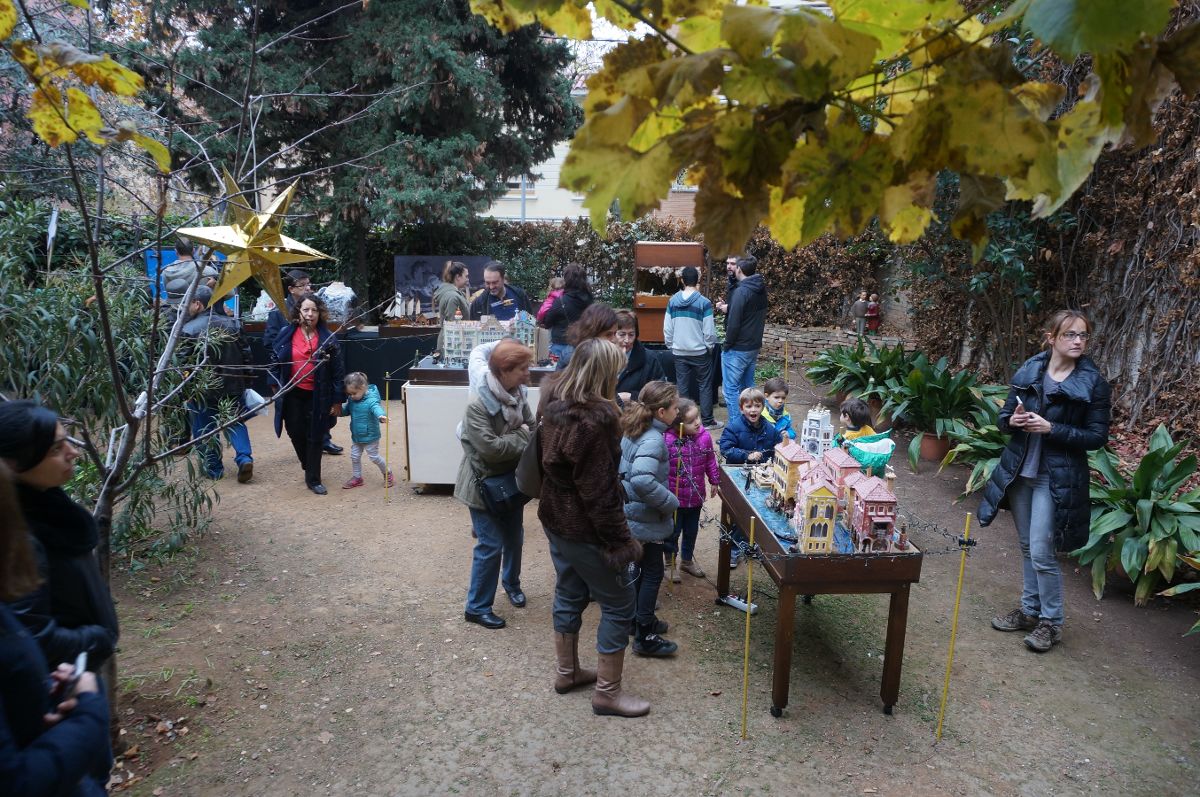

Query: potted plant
left=804, top=339, right=915, bottom=416
left=1073, top=426, right=1200, bottom=606
left=867, top=353, right=983, bottom=470
left=936, top=385, right=1011, bottom=497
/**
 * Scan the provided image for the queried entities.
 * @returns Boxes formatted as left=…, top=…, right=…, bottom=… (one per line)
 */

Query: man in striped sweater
left=663, top=266, right=720, bottom=429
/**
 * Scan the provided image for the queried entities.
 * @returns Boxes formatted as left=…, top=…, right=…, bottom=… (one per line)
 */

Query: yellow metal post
left=935, top=513, right=972, bottom=742
left=740, top=515, right=757, bottom=740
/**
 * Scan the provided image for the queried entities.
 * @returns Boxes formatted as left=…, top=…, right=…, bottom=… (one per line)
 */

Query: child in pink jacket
left=663, top=398, right=720, bottom=580
left=536, top=276, right=565, bottom=324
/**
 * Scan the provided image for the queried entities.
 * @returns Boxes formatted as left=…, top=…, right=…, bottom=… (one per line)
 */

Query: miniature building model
left=793, top=469, right=838, bottom=553
left=800, top=407, right=836, bottom=457
left=770, top=440, right=815, bottom=511
left=849, top=476, right=898, bottom=552
left=822, top=446, right=862, bottom=493
left=440, top=312, right=537, bottom=367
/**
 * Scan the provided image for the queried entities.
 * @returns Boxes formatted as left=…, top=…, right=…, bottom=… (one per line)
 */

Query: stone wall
left=758, top=324, right=912, bottom=364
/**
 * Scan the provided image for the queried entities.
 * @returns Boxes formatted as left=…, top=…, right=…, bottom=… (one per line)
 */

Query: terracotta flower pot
left=918, top=432, right=951, bottom=463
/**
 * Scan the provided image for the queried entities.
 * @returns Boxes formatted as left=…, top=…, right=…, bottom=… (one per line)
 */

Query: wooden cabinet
left=633, top=241, right=706, bottom=343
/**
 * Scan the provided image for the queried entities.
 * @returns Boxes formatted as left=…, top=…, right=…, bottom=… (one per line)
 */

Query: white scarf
left=485, top=371, right=525, bottom=432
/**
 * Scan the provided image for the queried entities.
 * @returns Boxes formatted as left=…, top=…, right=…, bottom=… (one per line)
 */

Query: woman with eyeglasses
left=537, top=337, right=649, bottom=717
left=978, top=310, right=1111, bottom=654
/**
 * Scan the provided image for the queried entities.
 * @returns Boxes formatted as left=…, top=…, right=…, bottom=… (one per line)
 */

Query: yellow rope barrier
left=935, top=512, right=972, bottom=742
left=740, top=515, right=756, bottom=740
left=384, top=373, right=391, bottom=503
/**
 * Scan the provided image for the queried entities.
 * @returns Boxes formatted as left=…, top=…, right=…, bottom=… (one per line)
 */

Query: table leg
left=880, top=583, right=911, bottom=715
left=716, top=500, right=732, bottom=598
left=770, top=585, right=798, bottom=717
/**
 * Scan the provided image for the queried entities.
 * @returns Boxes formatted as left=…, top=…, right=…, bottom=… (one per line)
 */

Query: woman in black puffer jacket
left=978, top=310, right=1111, bottom=654
left=0, top=401, right=120, bottom=669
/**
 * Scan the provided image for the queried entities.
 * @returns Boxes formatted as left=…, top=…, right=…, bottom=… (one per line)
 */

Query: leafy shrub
left=804, top=338, right=917, bottom=397
left=1073, top=426, right=1200, bottom=606
left=937, top=386, right=1010, bottom=497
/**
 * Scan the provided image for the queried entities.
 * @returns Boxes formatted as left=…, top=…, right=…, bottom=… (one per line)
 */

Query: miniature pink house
left=821, top=447, right=861, bottom=492
left=849, top=476, right=898, bottom=552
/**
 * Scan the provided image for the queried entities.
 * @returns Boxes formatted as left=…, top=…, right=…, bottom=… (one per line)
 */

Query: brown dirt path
left=112, top=398, right=1200, bottom=796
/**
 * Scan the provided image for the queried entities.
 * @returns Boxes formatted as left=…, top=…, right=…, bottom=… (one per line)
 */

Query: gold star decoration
left=178, top=169, right=332, bottom=310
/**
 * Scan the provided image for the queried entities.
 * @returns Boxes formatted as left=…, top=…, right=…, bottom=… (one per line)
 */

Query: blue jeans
left=1008, top=473, right=1063, bottom=624
left=188, top=401, right=252, bottom=479
left=465, top=506, right=524, bottom=615
left=549, top=343, right=575, bottom=370
left=545, top=531, right=635, bottom=654
left=721, top=348, right=759, bottom=412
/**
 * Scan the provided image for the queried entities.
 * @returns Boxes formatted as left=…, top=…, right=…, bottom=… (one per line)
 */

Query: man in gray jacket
left=663, top=266, right=719, bottom=428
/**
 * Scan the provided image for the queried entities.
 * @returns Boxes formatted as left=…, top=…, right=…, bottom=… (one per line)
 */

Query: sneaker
left=991, top=608, right=1038, bottom=632
left=342, top=477, right=365, bottom=489
left=237, top=462, right=253, bottom=484
left=680, top=560, right=706, bottom=578
left=668, top=559, right=682, bottom=583
left=1023, top=620, right=1062, bottom=653
left=385, top=470, right=394, bottom=488
left=703, top=420, right=723, bottom=430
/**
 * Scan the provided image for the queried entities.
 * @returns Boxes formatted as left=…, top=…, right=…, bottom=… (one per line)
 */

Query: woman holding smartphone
left=0, top=401, right=119, bottom=669
left=978, top=310, right=1112, bottom=653
left=1, top=461, right=112, bottom=795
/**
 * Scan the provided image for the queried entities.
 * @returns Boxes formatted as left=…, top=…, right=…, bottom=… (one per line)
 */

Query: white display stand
left=401, top=381, right=541, bottom=486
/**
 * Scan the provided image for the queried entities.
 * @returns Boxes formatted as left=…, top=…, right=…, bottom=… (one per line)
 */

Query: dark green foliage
left=136, top=0, right=582, bottom=307
left=0, top=195, right=214, bottom=562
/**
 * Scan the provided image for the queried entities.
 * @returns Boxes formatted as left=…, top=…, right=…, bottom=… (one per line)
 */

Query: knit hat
left=0, top=400, right=60, bottom=472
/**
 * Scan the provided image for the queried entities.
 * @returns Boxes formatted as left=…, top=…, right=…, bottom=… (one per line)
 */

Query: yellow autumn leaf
left=66, top=86, right=106, bottom=145
left=676, top=15, right=723, bottom=53
left=27, top=42, right=143, bottom=95
left=1012, top=81, right=1066, bottom=121
left=1, top=0, right=17, bottom=41
left=562, top=143, right=678, bottom=234
left=767, top=185, right=808, bottom=250
left=1030, top=100, right=1122, bottom=218
left=133, top=132, right=171, bottom=173
left=695, top=184, right=769, bottom=257
left=593, top=0, right=639, bottom=30
left=629, top=109, right=685, bottom=154
left=467, top=0, right=530, bottom=34
left=879, top=172, right=937, bottom=243
left=540, top=0, right=591, bottom=39
left=65, top=0, right=90, bottom=9
left=829, top=0, right=964, bottom=61
left=28, top=84, right=76, bottom=146
left=8, top=38, right=38, bottom=69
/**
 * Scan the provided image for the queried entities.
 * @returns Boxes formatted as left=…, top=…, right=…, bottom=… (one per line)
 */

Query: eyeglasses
left=1059, top=331, right=1090, bottom=342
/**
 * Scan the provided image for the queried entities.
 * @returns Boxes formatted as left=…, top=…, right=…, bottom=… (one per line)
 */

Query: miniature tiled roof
left=843, top=471, right=869, bottom=489
left=775, top=440, right=814, bottom=462
left=798, top=470, right=838, bottom=497
left=868, top=514, right=895, bottom=525
left=823, top=447, right=859, bottom=469
left=855, top=476, right=896, bottom=502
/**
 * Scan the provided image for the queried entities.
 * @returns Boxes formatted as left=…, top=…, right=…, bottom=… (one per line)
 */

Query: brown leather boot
left=554, top=632, right=597, bottom=694
left=591, top=649, right=650, bottom=717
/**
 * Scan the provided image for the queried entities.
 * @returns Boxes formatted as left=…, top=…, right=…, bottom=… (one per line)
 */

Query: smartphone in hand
left=59, top=651, right=87, bottom=702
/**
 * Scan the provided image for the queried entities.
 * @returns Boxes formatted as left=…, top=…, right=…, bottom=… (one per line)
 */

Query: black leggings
left=282, top=389, right=324, bottom=487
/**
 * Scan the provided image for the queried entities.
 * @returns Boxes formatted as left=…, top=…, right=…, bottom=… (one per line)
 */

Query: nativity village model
left=765, top=442, right=908, bottom=555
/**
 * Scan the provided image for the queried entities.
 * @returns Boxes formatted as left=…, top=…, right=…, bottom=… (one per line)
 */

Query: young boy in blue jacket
left=719, top=388, right=778, bottom=567
left=761, top=376, right=795, bottom=441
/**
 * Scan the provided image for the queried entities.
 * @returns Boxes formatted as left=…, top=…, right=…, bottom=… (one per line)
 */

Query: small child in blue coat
left=720, top=388, right=778, bottom=568
left=340, top=372, right=392, bottom=489
left=761, top=376, right=795, bottom=441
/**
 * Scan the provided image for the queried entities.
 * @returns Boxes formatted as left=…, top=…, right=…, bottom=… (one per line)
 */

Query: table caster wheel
left=883, top=704, right=893, bottom=715
left=770, top=705, right=783, bottom=718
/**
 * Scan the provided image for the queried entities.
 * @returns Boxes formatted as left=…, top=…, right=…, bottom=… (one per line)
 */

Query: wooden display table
left=715, top=466, right=923, bottom=716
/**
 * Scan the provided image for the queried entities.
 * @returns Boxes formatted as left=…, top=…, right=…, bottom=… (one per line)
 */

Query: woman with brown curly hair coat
left=538, top=338, right=649, bottom=717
